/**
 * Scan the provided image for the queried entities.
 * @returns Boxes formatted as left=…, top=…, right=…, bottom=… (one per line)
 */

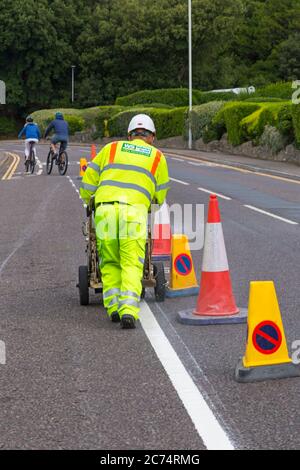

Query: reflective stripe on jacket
left=80, top=139, right=170, bottom=208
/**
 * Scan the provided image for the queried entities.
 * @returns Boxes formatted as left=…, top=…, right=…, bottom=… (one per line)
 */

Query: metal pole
left=71, top=66, right=76, bottom=103
left=188, top=0, right=192, bottom=149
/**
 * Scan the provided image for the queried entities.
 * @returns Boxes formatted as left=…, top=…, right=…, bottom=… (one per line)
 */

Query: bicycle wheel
left=24, top=158, right=30, bottom=173
left=30, top=150, right=36, bottom=174
left=46, top=150, right=54, bottom=175
left=58, top=150, right=68, bottom=176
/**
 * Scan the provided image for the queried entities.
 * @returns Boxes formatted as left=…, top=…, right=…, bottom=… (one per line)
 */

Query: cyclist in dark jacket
left=44, top=112, right=69, bottom=157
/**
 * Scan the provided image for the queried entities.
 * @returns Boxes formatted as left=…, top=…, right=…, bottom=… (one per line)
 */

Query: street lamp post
left=71, top=65, right=76, bottom=103
left=188, top=0, right=192, bottom=150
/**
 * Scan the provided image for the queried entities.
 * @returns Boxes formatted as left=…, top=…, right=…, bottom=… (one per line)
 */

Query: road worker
left=80, top=114, right=170, bottom=329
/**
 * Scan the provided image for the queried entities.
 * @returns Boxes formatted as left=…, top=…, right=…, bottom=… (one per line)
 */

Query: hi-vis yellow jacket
left=80, top=139, right=170, bottom=208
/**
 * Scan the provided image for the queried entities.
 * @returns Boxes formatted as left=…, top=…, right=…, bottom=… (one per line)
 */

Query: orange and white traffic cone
left=152, top=202, right=171, bottom=261
left=91, top=144, right=97, bottom=160
left=178, top=195, right=247, bottom=325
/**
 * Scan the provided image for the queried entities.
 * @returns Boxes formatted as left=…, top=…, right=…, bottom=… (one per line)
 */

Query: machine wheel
left=153, top=262, right=166, bottom=302
left=78, top=265, right=89, bottom=305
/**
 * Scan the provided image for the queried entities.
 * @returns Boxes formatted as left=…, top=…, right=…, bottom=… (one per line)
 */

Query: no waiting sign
left=174, top=253, right=193, bottom=276
left=252, top=321, right=282, bottom=355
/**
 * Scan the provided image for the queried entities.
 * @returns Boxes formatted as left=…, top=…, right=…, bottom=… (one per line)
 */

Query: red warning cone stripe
left=207, top=194, right=221, bottom=223
left=152, top=202, right=171, bottom=258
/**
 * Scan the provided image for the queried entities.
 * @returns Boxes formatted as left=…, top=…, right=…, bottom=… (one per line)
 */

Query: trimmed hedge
left=0, top=116, right=18, bottom=137
left=64, top=115, right=85, bottom=135
left=243, top=97, right=285, bottom=103
left=31, top=107, right=108, bottom=134
left=253, top=82, right=293, bottom=100
left=292, top=104, right=300, bottom=146
left=94, top=106, right=125, bottom=138
left=213, top=103, right=260, bottom=146
left=116, top=89, right=203, bottom=107
left=107, top=107, right=187, bottom=140
left=241, top=102, right=292, bottom=144
left=184, top=101, right=226, bottom=141
left=116, top=88, right=237, bottom=108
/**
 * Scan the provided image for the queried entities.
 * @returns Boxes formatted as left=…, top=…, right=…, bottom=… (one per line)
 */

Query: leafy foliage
left=184, top=101, right=225, bottom=141
left=107, top=107, right=187, bottom=140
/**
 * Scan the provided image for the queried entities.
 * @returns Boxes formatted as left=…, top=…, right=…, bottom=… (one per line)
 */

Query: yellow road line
left=167, top=151, right=300, bottom=186
left=1, top=153, right=20, bottom=180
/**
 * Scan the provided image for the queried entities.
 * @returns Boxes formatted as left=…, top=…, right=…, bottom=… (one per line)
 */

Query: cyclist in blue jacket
left=18, top=116, right=41, bottom=163
left=44, top=112, right=69, bottom=159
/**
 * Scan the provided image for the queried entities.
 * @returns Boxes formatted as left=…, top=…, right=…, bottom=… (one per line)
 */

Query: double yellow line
left=1, top=153, right=20, bottom=180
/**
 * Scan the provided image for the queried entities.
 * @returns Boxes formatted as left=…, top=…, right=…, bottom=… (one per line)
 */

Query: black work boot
left=110, top=311, right=120, bottom=323
left=121, top=314, right=136, bottom=329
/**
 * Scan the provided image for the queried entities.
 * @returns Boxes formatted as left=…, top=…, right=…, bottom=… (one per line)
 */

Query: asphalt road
left=0, top=140, right=300, bottom=450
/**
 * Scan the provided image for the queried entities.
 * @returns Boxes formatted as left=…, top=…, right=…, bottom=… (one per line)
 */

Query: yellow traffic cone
left=235, top=281, right=300, bottom=382
left=166, top=234, right=199, bottom=298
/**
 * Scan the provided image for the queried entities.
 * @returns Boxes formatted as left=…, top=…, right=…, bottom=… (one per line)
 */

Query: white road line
left=169, top=157, right=184, bottom=162
left=139, top=301, right=234, bottom=450
left=188, top=161, right=203, bottom=167
left=198, top=187, right=232, bottom=201
left=244, top=205, right=299, bottom=225
left=170, top=177, right=190, bottom=186
left=36, top=156, right=43, bottom=175
left=67, top=176, right=83, bottom=202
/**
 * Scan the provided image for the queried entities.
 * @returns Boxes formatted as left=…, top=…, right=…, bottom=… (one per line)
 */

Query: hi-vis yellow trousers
left=95, top=202, right=148, bottom=320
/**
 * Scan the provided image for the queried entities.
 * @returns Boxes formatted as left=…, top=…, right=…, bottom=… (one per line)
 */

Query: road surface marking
left=1, top=153, right=20, bottom=180
left=166, top=151, right=300, bottom=186
left=67, top=176, right=83, bottom=201
left=244, top=205, right=298, bottom=225
left=170, top=177, right=189, bottom=186
left=198, top=187, right=232, bottom=201
left=188, top=161, right=204, bottom=166
left=169, top=157, right=184, bottom=162
left=36, top=156, right=43, bottom=175
left=139, top=301, right=234, bottom=450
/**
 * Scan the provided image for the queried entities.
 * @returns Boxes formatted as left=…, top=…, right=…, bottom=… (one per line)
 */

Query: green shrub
left=116, top=89, right=203, bottom=107
left=0, top=116, right=18, bottom=137
left=107, top=107, right=187, bottom=140
left=197, top=91, right=238, bottom=104
left=213, top=102, right=260, bottom=146
left=253, top=82, right=293, bottom=100
left=31, top=108, right=83, bottom=134
left=64, top=115, right=85, bottom=135
left=116, top=88, right=238, bottom=108
left=244, top=97, right=285, bottom=103
left=184, top=101, right=225, bottom=141
left=292, top=104, right=300, bottom=146
left=277, top=104, right=294, bottom=142
left=260, top=125, right=286, bottom=154
left=94, top=106, right=125, bottom=138
left=241, top=103, right=292, bottom=144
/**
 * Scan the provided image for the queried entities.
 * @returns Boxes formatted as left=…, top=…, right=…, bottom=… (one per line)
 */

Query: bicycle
left=46, top=142, right=68, bottom=176
left=24, top=141, right=36, bottom=174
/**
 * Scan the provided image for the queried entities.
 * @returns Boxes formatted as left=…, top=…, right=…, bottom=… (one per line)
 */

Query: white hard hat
left=128, top=114, right=156, bottom=135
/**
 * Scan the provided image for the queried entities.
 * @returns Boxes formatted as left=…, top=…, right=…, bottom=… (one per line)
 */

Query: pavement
left=0, top=140, right=300, bottom=450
